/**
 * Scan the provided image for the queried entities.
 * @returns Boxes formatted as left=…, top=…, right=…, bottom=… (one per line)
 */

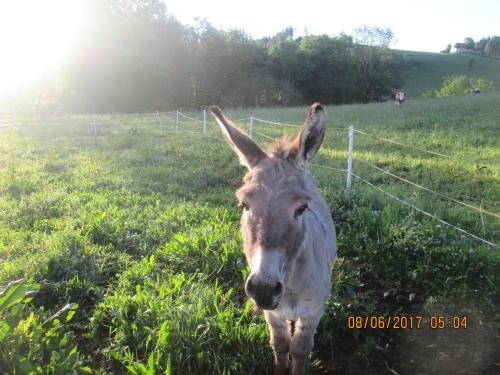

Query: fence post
left=156, top=111, right=163, bottom=132
left=347, top=126, right=354, bottom=189
left=92, top=115, right=97, bottom=144
left=176, top=110, right=179, bottom=134
left=249, top=116, right=253, bottom=138
left=203, top=109, right=207, bottom=134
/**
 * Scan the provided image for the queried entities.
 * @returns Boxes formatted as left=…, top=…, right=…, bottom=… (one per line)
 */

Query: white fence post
left=92, top=115, right=97, bottom=144
left=203, top=109, right=207, bottom=134
left=176, top=110, right=179, bottom=134
left=249, top=116, right=253, bottom=138
left=156, top=111, right=163, bottom=132
left=347, top=126, right=354, bottom=189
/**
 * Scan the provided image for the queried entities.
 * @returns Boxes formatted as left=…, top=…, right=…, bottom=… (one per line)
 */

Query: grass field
left=1, top=90, right=499, bottom=374
left=398, top=50, right=500, bottom=97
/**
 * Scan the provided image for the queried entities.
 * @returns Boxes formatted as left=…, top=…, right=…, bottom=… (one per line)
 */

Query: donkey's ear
left=290, top=103, right=327, bottom=167
left=209, top=106, right=268, bottom=169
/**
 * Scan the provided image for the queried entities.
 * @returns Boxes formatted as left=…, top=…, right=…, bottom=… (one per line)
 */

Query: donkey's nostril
left=245, top=277, right=256, bottom=298
left=273, top=281, right=283, bottom=296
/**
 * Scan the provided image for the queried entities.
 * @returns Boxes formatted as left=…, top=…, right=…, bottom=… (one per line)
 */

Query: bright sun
left=0, top=0, right=81, bottom=92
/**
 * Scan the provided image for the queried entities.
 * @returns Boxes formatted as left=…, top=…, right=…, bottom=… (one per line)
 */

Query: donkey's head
left=209, top=104, right=327, bottom=310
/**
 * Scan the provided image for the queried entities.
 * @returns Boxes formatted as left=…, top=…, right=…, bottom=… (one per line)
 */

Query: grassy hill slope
left=397, top=50, right=500, bottom=97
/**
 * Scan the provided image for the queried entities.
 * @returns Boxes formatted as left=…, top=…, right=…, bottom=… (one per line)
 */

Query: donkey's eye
left=294, top=204, right=308, bottom=219
left=240, top=202, right=250, bottom=211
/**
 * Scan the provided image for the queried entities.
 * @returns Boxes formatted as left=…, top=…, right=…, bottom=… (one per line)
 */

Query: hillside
left=398, top=50, right=500, bottom=97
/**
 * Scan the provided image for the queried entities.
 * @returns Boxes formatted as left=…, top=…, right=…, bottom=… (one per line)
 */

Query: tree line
left=14, top=0, right=404, bottom=114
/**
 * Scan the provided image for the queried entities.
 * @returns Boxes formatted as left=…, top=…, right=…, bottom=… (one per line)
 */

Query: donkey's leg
left=264, top=311, right=291, bottom=375
left=289, top=315, right=320, bottom=375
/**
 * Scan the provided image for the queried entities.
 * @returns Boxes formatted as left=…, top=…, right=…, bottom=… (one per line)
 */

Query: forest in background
left=5, top=0, right=404, bottom=114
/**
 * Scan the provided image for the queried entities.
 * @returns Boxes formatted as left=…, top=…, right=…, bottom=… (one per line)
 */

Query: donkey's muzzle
left=245, top=276, right=283, bottom=310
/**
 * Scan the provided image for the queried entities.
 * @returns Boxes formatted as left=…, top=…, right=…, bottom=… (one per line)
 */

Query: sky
left=164, top=0, right=500, bottom=52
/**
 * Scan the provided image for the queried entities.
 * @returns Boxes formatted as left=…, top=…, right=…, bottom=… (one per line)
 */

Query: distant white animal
left=471, top=88, right=481, bottom=94
left=395, top=92, right=406, bottom=106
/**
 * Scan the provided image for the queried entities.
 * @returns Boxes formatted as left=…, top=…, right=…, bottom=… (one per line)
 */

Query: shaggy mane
left=267, top=136, right=297, bottom=159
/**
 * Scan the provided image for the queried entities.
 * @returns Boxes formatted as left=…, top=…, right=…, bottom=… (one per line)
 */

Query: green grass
left=397, top=50, right=500, bottom=97
left=1, top=91, right=499, bottom=374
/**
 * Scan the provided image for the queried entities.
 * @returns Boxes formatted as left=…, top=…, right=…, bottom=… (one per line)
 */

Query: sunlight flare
left=0, top=0, right=81, bottom=92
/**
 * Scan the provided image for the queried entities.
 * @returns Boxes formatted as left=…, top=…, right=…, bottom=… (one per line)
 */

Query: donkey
left=209, top=103, right=336, bottom=375
left=395, top=91, right=406, bottom=107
